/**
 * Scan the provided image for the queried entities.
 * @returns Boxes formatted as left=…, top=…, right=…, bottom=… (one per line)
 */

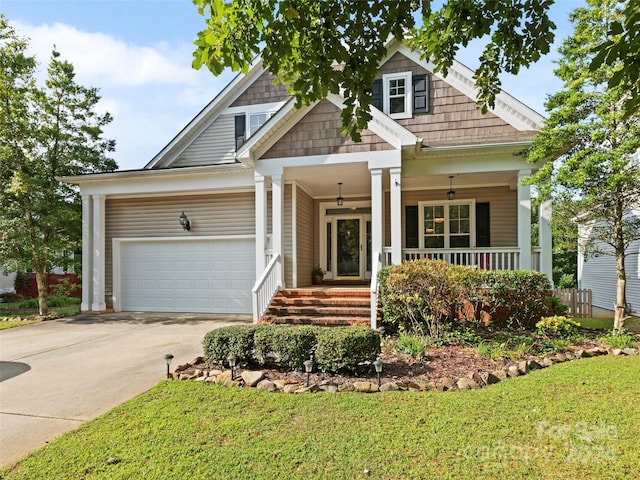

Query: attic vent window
left=382, top=72, right=412, bottom=119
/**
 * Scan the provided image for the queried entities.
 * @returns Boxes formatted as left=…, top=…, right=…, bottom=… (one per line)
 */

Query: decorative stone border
left=171, top=347, right=639, bottom=394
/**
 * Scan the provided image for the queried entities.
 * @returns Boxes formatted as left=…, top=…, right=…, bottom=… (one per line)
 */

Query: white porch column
left=81, top=195, right=93, bottom=312
left=517, top=170, right=532, bottom=271
left=91, top=194, right=106, bottom=311
left=271, top=173, right=284, bottom=288
left=370, top=168, right=384, bottom=265
left=539, top=199, right=553, bottom=286
left=254, top=173, right=267, bottom=276
left=390, top=167, right=402, bottom=265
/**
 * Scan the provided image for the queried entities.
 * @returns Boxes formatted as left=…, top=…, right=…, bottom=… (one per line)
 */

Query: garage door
left=119, top=238, right=255, bottom=313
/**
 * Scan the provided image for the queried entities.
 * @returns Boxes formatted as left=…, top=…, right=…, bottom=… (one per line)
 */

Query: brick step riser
left=267, top=307, right=370, bottom=317
left=272, top=317, right=369, bottom=327
left=277, top=290, right=370, bottom=299
left=271, top=298, right=371, bottom=307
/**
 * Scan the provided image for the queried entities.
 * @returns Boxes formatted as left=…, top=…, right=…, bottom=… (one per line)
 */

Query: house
left=62, top=40, right=552, bottom=326
left=578, top=151, right=640, bottom=317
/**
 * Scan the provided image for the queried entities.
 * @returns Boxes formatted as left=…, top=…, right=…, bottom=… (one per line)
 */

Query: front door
left=336, top=218, right=361, bottom=277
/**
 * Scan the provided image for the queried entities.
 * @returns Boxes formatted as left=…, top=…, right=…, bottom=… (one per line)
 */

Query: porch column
left=81, top=195, right=93, bottom=312
left=390, top=167, right=402, bottom=265
left=539, top=199, right=553, bottom=286
left=254, top=173, right=267, bottom=276
left=91, top=194, right=106, bottom=311
left=517, top=170, right=532, bottom=271
left=271, top=173, right=284, bottom=288
left=370, top=168, right=383, bottom=265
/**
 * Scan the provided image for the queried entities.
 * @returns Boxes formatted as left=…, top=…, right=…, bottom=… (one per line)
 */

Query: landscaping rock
left=284, top=383, right=303, bottom=394
left=622, top=348, right=639, bottom=355
left=527, top=360, right=543, bottom=371
left=573, top=349, right=585, bottom=359
left=223, top=379, right=242, bottom=387
left=479, top=372, right=501, bottom=385
left=216, top=370, right=232, bottom=383
left=179, top=373, right=192, bottom=380
left=175, top=363, right=191, bottom=373
left=585, top=347, right=607, bottom=357
left=612, top=348, right=623, bottom=356
left=517, top=360, right=529, bottom=375
left=468, top=371, right=486, bottom=385
left=354, top=381, right=379, bottom=393
left=241, top=370, right=265, bottom=387
left=541, top=357, right=555, bottom=367
left=295, top=384, right=320, bottom=394
left=208, top=369, right=223, bottom=377
left=320, top=383, right=339, bottom=393
left=190, top=356, right=205, bottom=365
left=456, top=377, right=481, bottom=390
left=407, top=381, right=424, bottom=391
left=564, top=352, right=574, bottom=361
left=440, top=378, right=456, bottom=391
left=257, top=380, right=277, bottom=392
left=553, top=352, right=567, bottom=362
left=507, top=366, right=521, bottom=377
left=338, top=382, right=355, bottom=392
left=379, top=382, right=400, bottom=392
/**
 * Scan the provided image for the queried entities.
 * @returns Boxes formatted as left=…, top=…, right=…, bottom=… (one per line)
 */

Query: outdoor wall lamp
left=303, top=357, right=314, bottom=387
left=336, top=182, right=344, bottom=206
left=163, top=353, right=174, bottom=379
left=227, top=354, right=237, bottom=380
left=373, top=359, right=383, bottom=386
left=447, top=175, right=456, bottom=200
left=179, top=211, right=191, bottom=231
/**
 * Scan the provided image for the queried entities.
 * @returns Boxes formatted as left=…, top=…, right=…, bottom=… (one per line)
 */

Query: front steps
left=265, top=287, right=371, bottom=326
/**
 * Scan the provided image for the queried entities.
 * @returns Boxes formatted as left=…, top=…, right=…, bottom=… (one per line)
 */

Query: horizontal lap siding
left=105, top=192, right=255, bottom=307
left=261, top=100, right=394, bottom=159
left=296, top=187, right=314, bottom=287
left=173, top=115, right=236, bottom=167
left=386, top=186, right=517, bottom=248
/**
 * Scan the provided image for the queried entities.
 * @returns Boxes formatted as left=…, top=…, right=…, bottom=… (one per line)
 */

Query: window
left=248, top=113, right=268, bottom=137
left=382, top=72, right=412, bottom=119
left=234, top=111, right=273, bottom=150
left=420, top=201, right=475, bottom=249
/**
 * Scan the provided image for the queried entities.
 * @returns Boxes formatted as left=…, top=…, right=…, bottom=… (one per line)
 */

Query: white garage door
left=119, top=238, right=255, bottom=313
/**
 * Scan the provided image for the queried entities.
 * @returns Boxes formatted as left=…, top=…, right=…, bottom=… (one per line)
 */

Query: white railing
left=370, top=251, right=382, bottom=329
left=251, top=253, right=281, bottom=323
left=383, top=247, right=524, bottom=271
left=531, top=247, right=541, bottom=272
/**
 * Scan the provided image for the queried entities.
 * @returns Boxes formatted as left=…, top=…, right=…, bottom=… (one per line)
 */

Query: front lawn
left=577, top=317, right=640, bottom=333
left=2, top=356, right=638, bottom=479
left=0, top=297, right=80, bottom=330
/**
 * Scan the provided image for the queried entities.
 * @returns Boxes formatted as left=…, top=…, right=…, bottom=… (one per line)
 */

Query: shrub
left=597, top=331, right=639, bottom=349
left=551, top=296, right=569, bottom=316
left=254, top=325, right=317, bottom=370
left=536, top=315, right=580, bottom=339
left=314, top=327, right=381, bottom=373
left=203, top=325, right=263, bottom=366
left=394, top=332, right=428, bottom=360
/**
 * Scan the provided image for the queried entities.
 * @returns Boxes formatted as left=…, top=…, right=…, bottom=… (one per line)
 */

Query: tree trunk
left=35, top=270, right=49, bottom=316
left=613, top=247, right=626, bottom=333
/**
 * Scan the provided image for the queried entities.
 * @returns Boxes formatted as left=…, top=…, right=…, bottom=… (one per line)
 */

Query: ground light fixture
left=336, top=182, right=344, bottom=206
left=303, top=358, right=314, bottom=387
left=447, top=175, right=456, bottom=200
left=179, top=211, right=191, bottom=231
left=373, top=359, right=383, bottom=386
left=163, top=354, right=174, bottom=379
left=227, top=354, right=237, bottom=380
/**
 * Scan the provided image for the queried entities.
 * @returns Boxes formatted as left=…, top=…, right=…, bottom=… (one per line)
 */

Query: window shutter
left=372, top=79, right=383, bottom=111
left=476, top=202, right=491, bottom=247
left=412, top=74, right=428, bottom=114
left=405, top=205, right=419, bottom=248
left=235, top=114, right=246, bottom=150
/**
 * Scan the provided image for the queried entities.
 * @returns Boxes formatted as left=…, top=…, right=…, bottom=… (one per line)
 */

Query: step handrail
left=251, top=254, right=281, bottom=323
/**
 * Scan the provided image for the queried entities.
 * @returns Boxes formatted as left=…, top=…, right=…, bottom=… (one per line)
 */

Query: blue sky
left=1, top=0, right=585, bottom=171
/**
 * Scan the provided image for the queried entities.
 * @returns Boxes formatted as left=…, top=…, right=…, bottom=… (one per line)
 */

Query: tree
left=0, top=16, right=117, bottom=315
left=526, top=0, right=640, bottom=332
left=192, top=0, right=556, bottom=140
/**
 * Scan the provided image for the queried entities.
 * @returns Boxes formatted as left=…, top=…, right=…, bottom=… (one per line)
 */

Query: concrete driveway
left=0, top=312, right=250, bottom=467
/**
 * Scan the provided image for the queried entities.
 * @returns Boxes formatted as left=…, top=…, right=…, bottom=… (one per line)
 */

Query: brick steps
left=265, top=288, right=371, bottom=326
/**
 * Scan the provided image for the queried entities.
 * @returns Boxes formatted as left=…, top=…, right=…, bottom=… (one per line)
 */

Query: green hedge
left=379, top=260, right=553, bottom=336
left=203, top=325, right=381, bottom=373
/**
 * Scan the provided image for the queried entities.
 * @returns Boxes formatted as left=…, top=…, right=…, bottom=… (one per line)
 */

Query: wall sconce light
left=373, top=359, right=383, bottom=386
left=336, top=182, right=344, bottom=206
left=447, top=175, right=456, bottom=201
left=163, top=353, right=174, bottom=379
left=179, top=211, right=191, bottom=231
left=303, top=357, right=314, bottom=387
left=227, top=354, right=237, bottom=380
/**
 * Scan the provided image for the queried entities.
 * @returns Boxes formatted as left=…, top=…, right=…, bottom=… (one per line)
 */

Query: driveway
left=0, top=312, right=251, bottom=468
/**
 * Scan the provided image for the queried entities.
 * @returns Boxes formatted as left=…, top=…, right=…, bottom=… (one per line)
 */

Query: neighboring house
left=63, top=40, right=552, bottom=324
left=0, top=268, right=16, bottom=294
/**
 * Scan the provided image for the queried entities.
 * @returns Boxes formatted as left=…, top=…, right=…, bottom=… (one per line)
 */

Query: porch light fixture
left=336, top=182, right=344, bottom=206
left=179, top=211, right=191, bottom=231
left=303, top=357, right=314, bottom=387
left=373, top=359, right=383, bottom=386
left=447, top=175, right=456, bottom=200
left=163, top=353, right=174, bottom=379
left=227, top=354, right=237, bottom=380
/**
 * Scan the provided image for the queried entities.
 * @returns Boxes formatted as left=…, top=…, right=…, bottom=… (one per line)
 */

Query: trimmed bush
left=254, top=325, right=317, bottom=370
left=203, top=325, right=263, bottom=365
left=314, top=327, right=381, bottom=373
left=536, top=315, right=581, bottom=339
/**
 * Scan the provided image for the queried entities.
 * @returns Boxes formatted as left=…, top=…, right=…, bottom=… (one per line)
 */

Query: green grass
left=0, top=320, right=40, bottom=330
left=0, top=297, right=80, bottom=329
left=2, top=356, right=639, bottom=479
left=577, top=317, right=640, bottom=333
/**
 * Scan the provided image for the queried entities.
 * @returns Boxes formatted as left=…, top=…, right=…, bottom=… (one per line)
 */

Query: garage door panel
left=119, top=239, right=255, bottom=313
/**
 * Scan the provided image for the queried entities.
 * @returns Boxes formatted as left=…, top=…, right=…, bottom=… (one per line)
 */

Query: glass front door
left=337, top=218, right=360, bottom=277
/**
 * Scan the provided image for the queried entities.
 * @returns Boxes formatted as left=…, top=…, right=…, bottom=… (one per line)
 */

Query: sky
left=1, top=0, right=586, bottom=171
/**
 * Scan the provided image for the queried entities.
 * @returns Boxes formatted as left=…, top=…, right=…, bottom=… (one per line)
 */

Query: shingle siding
left=296, top=186, right=314, bottom=287
left=231, top=71, right=291, bottom=107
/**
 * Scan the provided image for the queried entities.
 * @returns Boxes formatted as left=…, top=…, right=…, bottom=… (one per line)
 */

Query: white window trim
left=418, top=200, right=476, bottom=249
left=382, top=71, right=412, bottom=120
left=248, top=112, right=272, bottom=138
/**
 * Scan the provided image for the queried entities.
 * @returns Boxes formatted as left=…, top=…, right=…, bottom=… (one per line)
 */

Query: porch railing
left=251, top=253, right=281, bottom=323
left=382, top=247, right=524, bottom=271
